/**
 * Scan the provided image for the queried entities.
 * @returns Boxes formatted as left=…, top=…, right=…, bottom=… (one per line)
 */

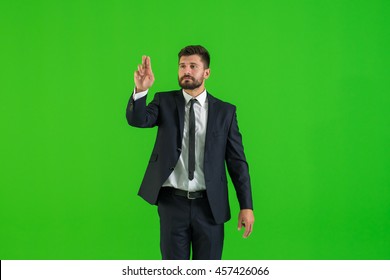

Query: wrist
left=135, top=87, right=148, bottom=93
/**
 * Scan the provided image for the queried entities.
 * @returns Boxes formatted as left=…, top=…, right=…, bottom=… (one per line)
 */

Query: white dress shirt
left=133, top=89, right=208, bottom=192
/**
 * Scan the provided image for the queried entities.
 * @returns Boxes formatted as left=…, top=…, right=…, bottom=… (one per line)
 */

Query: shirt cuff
left=133, top=88, right=148, bottom=101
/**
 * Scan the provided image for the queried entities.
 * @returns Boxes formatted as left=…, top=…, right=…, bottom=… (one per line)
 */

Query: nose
left=179, top=65, right=192, bottom=76
left=184, top=66, right=191, bottom=75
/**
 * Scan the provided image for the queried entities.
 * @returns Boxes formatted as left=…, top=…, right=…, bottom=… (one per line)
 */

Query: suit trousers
left=157, top=187, right=224, bottom=260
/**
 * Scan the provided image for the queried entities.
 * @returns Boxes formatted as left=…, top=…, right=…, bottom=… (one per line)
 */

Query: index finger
left=141, top=55, right=146, bottom=67
left=145, top=56, right=152, bottom=69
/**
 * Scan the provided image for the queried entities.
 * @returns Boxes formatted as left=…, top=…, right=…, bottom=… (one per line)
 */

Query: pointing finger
left=145, top=56, right=152, bottom=69
left=142, top=55, right=146, bottom=66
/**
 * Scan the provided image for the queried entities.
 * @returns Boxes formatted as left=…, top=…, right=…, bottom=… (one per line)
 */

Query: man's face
left=178, top=55, right=210, bottom=90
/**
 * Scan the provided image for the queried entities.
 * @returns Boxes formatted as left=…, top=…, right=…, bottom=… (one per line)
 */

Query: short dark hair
left=178, top=45, right=210, bottom=69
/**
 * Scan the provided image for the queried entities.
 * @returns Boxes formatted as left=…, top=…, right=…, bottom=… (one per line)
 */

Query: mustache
left=180, top=75, right=194, bottom=81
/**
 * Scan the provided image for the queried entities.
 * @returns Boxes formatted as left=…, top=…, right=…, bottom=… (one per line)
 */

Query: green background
left=1, top=0, right=389, bottom=260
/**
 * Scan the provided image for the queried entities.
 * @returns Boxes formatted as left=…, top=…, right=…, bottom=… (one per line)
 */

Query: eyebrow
left=179, top=62, right=200, bottom=65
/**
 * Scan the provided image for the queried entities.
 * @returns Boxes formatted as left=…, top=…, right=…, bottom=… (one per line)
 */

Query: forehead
left=179, top=54, right=202, bottom=65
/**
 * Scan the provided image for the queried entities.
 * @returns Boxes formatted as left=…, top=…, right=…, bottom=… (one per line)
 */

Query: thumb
left=238, top=217, right=243, bottom=231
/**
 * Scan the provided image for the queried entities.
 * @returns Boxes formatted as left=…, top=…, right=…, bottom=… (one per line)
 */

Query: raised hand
left=134, top=56, right=155, bottom=92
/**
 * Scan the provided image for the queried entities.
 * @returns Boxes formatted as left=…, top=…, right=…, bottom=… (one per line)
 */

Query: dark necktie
left=188, top=99, right=197, bottom=180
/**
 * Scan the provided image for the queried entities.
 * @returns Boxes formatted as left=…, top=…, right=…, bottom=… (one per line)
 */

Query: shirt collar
left=182, top=89, right=207, bottom=107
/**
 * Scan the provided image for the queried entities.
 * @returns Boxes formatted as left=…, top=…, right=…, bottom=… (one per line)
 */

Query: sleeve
left=225, top=107, right=254, bottom=210
left=126, top=90, right=160, bottom=128
left=133, top=88, right=148, bottom=101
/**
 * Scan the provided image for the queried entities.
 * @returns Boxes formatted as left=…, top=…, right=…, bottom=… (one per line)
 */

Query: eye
left=190, top=65, right=197, bottom=69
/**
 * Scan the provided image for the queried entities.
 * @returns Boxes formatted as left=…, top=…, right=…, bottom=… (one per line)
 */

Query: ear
left=204, top=68, right=210, bottom=79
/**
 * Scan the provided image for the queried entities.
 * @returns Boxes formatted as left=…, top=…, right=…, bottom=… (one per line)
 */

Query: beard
left=178, top=75, right=203, bottom=90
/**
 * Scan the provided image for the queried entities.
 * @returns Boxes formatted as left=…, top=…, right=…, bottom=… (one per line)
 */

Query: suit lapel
left=205, top=92, right=218, bottom=154
left=175, top=90, right=185, bottom=140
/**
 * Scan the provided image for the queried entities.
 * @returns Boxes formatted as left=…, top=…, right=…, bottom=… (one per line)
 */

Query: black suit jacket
left=126, top=90, right=253, bottom=224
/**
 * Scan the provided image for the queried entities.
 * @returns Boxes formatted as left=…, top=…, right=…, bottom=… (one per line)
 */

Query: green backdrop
left=1, top=0, right=389, bottom=260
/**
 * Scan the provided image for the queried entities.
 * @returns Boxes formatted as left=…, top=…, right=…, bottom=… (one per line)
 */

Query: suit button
left=169, top=167, right=175, bottom=171
left=177, top=148, right=182, bottom=152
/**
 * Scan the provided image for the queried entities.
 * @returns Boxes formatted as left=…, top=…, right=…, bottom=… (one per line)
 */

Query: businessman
left=126, top=45, right=254, bottom=260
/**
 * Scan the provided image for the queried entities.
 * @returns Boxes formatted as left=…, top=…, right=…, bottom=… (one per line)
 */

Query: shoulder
left=149, top=90, right=182, bottom=104
left=154, top=90, right=181, bottom=97
left=208, top=92, right=236, bottom=111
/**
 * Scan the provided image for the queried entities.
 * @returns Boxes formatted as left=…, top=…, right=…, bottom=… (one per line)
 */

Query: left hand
left=238, top=209, right=254, bottom=238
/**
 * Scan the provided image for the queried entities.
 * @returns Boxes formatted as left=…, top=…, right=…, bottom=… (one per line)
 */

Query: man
left=126, top=45, right=254, bottom=260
